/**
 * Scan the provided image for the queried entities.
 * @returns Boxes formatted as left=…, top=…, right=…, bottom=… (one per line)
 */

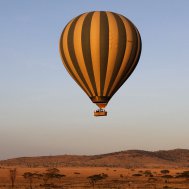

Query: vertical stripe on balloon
left=110, top=23, right=141, bottom=97
left=73, top=13, right=96, bottom=96
left=102, top=12, right=118, bottom=96
left=106, top=13, right=126, bottom=96
left=67, top=15, right=94, bottom=96
left=100, top=11, right=109, bottom=96
left=108, top=16, right=134, bottom=96
left=60, top=20, right=92, bottom=97
left=90, top=12, right=101, bottom=96
left=81, top=12, right=98, bottom=96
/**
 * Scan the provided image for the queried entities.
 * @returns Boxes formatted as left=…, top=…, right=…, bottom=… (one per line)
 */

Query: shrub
left=175, top=171, right=189, bottom=178
left=143, top=170, right=153, bottom=177
left=132, top=173, right=142, bottom=177
left=162, top=175, right=173, bottom=178
left=88, top=173, right=108, bottom=187
left=161, top=170, right=170, bottom=174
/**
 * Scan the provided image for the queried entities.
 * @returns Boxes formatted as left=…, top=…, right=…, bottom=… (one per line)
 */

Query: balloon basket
left=94, top=109, right=107, bottom=117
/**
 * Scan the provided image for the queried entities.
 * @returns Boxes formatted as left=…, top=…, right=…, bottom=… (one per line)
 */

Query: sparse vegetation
left=162, top=175, right=173, bottom=178
left=143, top=170, right=153, bottom=177
left=0, top=167, right=188, bottom=188
left=1, top=150, right=189, bottom=188
left=132, top=173, right=142, bottom=176
left=41, top=168, right=66, bottom=186
left=22, top=168, right=66, bottom=188
left=23, top=172, right=42, bottom=189
left=161, top=169, right=170, bottom=175
left=175, top=171, right=189, bottom=178
left=88, top=173, right=108, bottom=187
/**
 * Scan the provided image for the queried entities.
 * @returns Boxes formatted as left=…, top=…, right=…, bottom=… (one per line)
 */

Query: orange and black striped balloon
left=59, top=11, right=142, bottom=108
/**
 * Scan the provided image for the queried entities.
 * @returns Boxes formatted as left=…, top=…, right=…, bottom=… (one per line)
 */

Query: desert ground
left=1, top=149, right=189, bottom=188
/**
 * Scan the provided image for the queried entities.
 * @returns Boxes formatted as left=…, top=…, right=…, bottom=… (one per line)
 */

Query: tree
left=88, top=173, right=108, bottom=188
left=161, top=170, right=170, bottom=183
left=42, top=168, right=66, bottom=186
left=144, top=170, right=153, bottom=177
left=9, top=168, right=17, bottom=188
left=23, top=172, right=42, bottom=189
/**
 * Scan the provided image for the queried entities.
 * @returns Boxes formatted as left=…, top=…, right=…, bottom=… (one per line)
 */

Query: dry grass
left=0, top=166, right=189, bottom=188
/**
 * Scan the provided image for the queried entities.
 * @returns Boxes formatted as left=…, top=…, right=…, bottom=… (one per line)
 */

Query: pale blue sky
left=0, top=1, right=189, bottom=160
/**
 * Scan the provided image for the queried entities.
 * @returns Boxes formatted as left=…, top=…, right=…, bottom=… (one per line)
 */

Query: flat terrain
left=0, top=149, right=189, bottom=188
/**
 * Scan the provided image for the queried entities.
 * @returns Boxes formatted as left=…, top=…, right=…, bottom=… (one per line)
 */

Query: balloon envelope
left=59, top=11, right=142, bottom=109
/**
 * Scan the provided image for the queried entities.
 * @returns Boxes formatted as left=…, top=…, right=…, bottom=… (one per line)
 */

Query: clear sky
left=0, top=0, right=189, bottom=160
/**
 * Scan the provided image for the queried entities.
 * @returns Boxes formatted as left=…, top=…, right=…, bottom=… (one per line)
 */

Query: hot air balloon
left=59, top=11, right=142, bottom=116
